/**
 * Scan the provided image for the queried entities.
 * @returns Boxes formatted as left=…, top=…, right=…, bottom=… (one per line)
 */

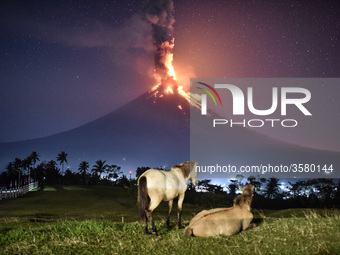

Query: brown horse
left=184, top=184, right=255, bottom=237
left=138, top=161, right=197, bottom=235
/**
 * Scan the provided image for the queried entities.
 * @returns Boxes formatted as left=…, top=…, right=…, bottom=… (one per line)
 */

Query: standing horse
left=138, top=161, right=197, bottom=235
left=184, top=184, right=255, bottom=237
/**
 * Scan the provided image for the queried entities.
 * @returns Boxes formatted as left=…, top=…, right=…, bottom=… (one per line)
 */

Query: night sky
left=1, top=0, right=339, bottom=150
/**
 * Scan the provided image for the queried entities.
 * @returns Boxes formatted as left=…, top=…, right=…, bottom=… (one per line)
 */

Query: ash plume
left=142, top=0, right=176, bottom=85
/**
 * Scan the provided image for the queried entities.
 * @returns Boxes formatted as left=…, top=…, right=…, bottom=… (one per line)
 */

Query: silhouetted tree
left=5, top=161, right=16, bottom=180
left=106, top=164, right=122, bottom=182
left=57, top=151, right=68, bottom=176
left=78, top=161, right=90, bottom=184
left=22, top=156, right=32, bottom=184
left=45, top=160, right=60, bottom=185
left=78, top=161, right=89, bottom=175
left=30, top=151, right=40, bottom=181
left=198, top=179, right=211, bottom=191
left=91, top=160, right=109, bottom=183
left=135, top=167, right=150, bottom=179
left=117, top=175, right=130, bottom=187
left=265, top=178, right=280, bottom=199
left=289, top=180, right=305, bottom=198
left=35, top=162, right=46, bottom=187
left=247, top=176, right=262, bottom=194
left=0, top=171, right=10, bottom=187
left=207, top=183, right=224, bottom=194
left=228, top=179, right=238, bottom=196
left=334, top=180, right=340, bottom=205
left=236, top=174, right=245, bottom=185
left=13, top=158, right=23, bottom=187
left=64, top=169, right=75, bottom=184
left=314, top=179, right=334, bottom=204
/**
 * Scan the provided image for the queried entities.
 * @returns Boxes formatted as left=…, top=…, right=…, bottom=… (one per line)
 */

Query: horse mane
left=171, top=161, right=191, bottom=178
left=233, top=194, right=252, bottom=207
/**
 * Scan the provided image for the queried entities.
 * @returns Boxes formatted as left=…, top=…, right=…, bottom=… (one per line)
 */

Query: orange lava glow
left=151, top=39, right=194, bottom=106
left=165, top=86, right=174, bottom=94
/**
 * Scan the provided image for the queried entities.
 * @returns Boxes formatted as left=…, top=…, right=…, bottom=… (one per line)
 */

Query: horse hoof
left=178, top=225, right=184, bottom=229
left=152, top=232, right=158, bottom=236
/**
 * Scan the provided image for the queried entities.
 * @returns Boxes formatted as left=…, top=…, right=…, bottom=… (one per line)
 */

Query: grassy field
left=0, top=186, right=339, bottom=254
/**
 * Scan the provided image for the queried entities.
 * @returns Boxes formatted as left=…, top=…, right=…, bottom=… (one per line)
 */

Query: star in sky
left=0, top=0, right=339, bottom=151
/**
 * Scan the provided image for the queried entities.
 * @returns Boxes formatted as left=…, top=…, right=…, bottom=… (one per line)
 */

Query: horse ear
left=238, top=184, right=242, bottom=190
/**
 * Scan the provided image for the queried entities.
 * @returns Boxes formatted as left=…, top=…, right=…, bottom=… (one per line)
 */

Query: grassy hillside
left=1, top=186, right=339, bottom=254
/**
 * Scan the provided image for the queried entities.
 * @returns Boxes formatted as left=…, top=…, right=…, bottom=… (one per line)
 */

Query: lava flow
left=150, top=38, right=191, bottom=104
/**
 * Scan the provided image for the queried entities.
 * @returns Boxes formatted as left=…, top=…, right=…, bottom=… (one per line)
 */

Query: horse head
left=189, top=161, right=198, bottom=187
left=174, top=161, right=198, bottom=186
left=234, top=184, right=254, bottom=210
left=239, top=184, right=254, bottom=196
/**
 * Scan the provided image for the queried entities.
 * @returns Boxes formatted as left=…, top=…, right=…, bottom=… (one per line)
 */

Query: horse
left=184, top=184, right=256, bottom=237
left=138, top=161, right=197, bottom=235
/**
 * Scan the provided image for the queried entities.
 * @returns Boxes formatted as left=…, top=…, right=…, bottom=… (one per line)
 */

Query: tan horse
left=138, top=161, right=197, bottom=235
left=184, top=184, right=255, bottom=237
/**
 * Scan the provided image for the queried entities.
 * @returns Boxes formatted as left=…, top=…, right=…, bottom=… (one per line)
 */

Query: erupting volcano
left=0, top=0, right=195, bottom=170
left=143, top=0, right=191, bottom=104
left=2, top=0, right=338, bottom=176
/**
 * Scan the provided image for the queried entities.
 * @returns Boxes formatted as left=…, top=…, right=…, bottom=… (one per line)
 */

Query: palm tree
left=13, top=158, right=22, bottom=188
left=265, top=178, right=280, bottom=199
left=22, top=156, right=33, bottom=184
left=57, top=151, right=68, bottom=176
left=91, top=160, right=109, bottom=181
left=46, top=160, right=60, bottom=185
left=30, top=151, right=40, bottom=181
left=6, top=161, right=15, bottom=176
left=78, top=161, right=89, bottom=176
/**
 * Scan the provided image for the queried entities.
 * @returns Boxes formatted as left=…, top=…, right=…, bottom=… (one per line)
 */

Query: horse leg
left=145, top=209, right=157, bottom=236
left=146, top=198, right=162, bottom=236
left=166, top=200, right=173, bottom=229
left=144, top=216, right=150, bottom=235
left=177, top=194, right=185, bottom=229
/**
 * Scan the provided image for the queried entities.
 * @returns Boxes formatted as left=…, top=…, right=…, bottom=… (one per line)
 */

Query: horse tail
left=138, top=176, right=148, bottom=224
left=183, top=226, right=193, bottom=237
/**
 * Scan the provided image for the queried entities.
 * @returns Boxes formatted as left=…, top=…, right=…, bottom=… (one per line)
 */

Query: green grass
left=1, top=186, right=339, bottom=254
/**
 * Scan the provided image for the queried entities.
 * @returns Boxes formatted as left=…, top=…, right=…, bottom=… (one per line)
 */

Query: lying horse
left=138, top=161, right=197, bottom=235
left=184, top=184, right=255, bottom=237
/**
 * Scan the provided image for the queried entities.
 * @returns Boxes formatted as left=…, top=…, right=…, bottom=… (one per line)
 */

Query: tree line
left=185, top=177, right=340, bottom=209
left=1, top=151, right=339, bottom=209
left=0, top=151, right=129, bottom=188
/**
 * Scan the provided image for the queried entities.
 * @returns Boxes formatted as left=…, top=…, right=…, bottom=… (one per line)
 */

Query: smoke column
left=142, top=0, right=176, bottom=86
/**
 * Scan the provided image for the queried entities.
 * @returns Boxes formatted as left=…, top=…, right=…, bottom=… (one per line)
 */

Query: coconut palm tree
left=22, top=156, right=33, bottom=184
left=79, top=161, right=90, bottom=184
left=13, top=158, right=23, bottom=188
left=78, top=161, right=89, bottom=175
left=265, top=178, right=280, bottom=199
left=6, top=162, right=15, bottom=176
left=46, top=160, right=60, bottom=185
left=91, top=160, right=109, bottom=182
left=30, top=151, right=40, bottom=167
left=30, top=151, right=40, bottom=181
left=57, top=151, right=68, bottom=176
